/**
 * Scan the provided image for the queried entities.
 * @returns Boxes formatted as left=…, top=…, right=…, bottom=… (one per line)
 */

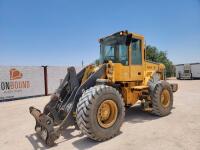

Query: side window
left=103, top=45, right=115, bottom=60
left=105, top=45, right=114, bottom=57
left=119, top=45, right=128, bottom=65
left=131, top=39, right=142, bottom=64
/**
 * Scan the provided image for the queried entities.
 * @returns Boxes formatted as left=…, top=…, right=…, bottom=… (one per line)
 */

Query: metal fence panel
left=47, top=66, right=83, bottom=94
left=47, top=66, right=68, bottom=94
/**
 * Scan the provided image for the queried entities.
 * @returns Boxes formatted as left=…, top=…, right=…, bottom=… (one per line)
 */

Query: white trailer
left=191, top=63, right=200, bottom=79
left=176, top=63, right=200, bottom=79
left=176, top=64, right=184, bottom=79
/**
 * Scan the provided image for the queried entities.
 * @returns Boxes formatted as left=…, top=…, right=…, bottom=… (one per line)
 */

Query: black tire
left=151, top=81, right=173, bottom=116
left=76, top=85, right=125, bottom=141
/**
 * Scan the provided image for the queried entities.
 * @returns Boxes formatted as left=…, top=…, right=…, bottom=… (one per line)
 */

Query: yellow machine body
left=75, top=31, right=177, bottom=136
left=29, top=30, right=178, bottom=146
left=82, top=31, right=166, bottom=107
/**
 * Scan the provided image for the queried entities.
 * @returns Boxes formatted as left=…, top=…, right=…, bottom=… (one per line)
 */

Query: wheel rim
left=160, top=89, right=170, bottom=108
left=97, top=100, right=118, bottom=128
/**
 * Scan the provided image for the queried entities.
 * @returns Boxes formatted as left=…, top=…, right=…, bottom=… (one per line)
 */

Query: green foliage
left=146, top=45, right=175, bottom=77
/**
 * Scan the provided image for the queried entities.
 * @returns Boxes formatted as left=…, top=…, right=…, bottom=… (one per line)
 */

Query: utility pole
left=82, top=60, right=84, bottom=67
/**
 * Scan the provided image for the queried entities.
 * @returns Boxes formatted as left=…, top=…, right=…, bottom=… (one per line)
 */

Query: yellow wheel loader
left=29, top=30, right=178, bottom=146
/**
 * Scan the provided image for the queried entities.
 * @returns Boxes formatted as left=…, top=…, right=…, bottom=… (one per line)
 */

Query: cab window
left=100, top=44, right=128, bottom=65
left=131, top=39, right=142, bottom=65
left=118, top=45, right=128, bottom=65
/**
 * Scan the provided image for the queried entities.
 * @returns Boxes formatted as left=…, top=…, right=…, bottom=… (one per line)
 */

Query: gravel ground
left=0, top=79, right=200, bottom=150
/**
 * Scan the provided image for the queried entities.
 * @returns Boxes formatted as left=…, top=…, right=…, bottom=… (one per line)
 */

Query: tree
left=146, top=45, right=175, bottom=77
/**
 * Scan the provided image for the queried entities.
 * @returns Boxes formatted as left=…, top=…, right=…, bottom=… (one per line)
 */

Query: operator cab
left=99, top=30, right=144, bottom=66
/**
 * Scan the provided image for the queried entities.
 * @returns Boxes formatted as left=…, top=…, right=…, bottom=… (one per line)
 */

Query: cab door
left=114, top=44, right=131, bottom=81
left=130, top=38, right=144, bottom=81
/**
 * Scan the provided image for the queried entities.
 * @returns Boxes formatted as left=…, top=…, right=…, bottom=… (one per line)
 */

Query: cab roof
left=99, top=30, right=144, bottom=42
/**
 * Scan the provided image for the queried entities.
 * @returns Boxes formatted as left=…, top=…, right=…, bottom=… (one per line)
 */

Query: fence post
left=42, top=66, right=48, bottom=96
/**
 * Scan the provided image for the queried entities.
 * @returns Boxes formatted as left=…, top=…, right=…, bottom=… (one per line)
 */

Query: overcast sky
left=0, top=0, right=200, bottom=66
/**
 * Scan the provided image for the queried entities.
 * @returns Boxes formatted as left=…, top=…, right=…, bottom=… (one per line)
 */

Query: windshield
left=100, top=43, right=128, bottom=65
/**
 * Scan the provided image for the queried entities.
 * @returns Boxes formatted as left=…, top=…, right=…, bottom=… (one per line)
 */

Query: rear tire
left=151, top=81, right=173, bottom=116
left=76, top=85, right=125, bottom=141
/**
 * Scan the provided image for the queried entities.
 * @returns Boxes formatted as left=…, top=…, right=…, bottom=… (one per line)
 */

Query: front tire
left=76, top=85, right=125, bottom=141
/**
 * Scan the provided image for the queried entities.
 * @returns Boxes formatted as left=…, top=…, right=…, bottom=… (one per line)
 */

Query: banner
left=0, top=66, right=45, bottom=100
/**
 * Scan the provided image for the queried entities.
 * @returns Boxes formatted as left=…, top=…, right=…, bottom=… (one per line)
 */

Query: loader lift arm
left=29, top=64, right=106, bottom=146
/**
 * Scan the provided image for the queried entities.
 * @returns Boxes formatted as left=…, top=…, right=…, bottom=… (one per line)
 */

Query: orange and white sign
left=10, top=68, right=23, bottom=80
left=0, top=66, right=45, bottom=100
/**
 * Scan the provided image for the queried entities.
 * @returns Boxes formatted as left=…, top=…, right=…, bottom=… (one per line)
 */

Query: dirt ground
left=0, top=79, right=200, bottom=150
